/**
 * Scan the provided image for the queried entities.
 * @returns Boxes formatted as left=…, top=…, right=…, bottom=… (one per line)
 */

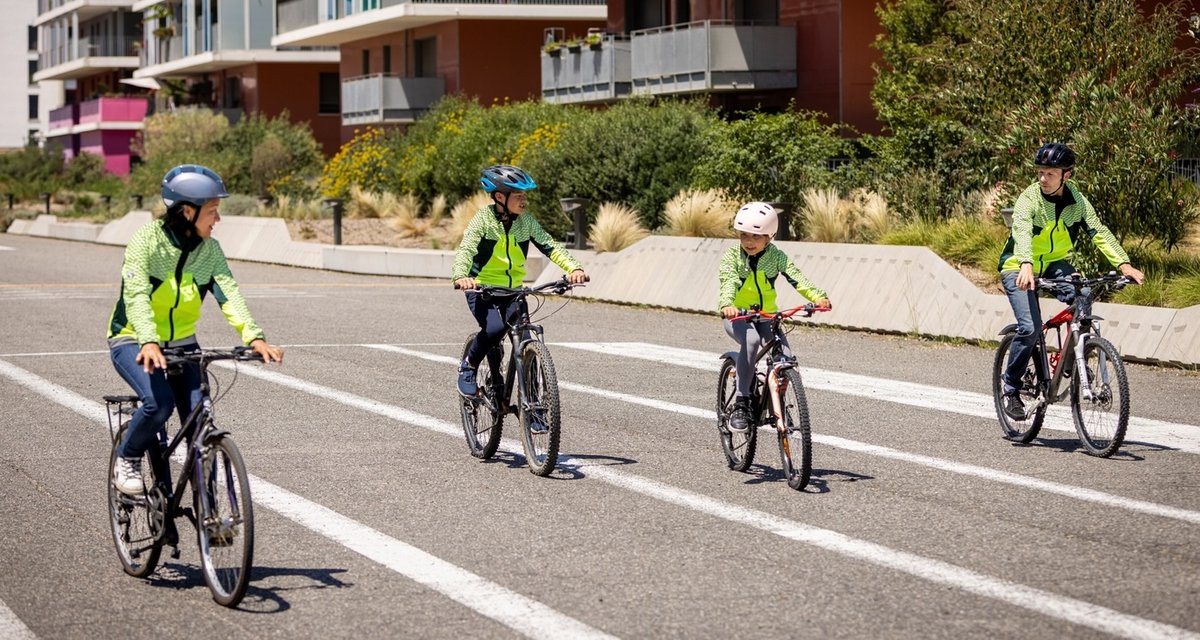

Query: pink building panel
left=49, top=105, right=76, bottom=130
left=78, top=97, right=148, bottom=124
left=79, top=130, right=136, bottom=176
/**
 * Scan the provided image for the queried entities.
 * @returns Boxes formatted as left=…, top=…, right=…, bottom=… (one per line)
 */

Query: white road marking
left=366, top=344, right=1200, bottom=527
left=0, top=245, right=13, bottom=251
left=0, top=359, right=613, bottom=640
left=0, top=598, right=36, bottom=639
left=218, top=353, right=1198, bottom=639
left=555, top=342, right=1200, bottom=454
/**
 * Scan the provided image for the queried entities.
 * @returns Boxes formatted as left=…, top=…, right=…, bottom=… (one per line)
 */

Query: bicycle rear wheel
left=459, top=333, right=503, bottom=459
left=778, top=369, right=813, bottom=491
left=716, top=358, right=756, bottom=472
left=992, top=333, right=1046, bottom=443
left=195, top=435, right=254, bottom=607
left=1071, top=336, right=1130, bottom=458
left=108, top=426, right=164, bottom=578
left=518, top=340, right=561, bottom=476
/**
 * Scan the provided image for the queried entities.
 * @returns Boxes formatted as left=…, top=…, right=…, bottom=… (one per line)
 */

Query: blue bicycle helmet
left=480, top=164, right=537, bottom=194
left=1033, top=143, right=1076, bottom=170
left=162, top=164, right=230, bottom=208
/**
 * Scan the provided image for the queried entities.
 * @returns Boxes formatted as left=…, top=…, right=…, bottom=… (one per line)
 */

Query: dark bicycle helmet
left=162, top=164, right=230, bottom=207
left=480, top=164, right=537, bottom=194
left=1033, top=143, right=1076, bottom=170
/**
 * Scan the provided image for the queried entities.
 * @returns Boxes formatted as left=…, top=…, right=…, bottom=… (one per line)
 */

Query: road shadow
left=1012, top=435, right=1175, bottom=461
left=473, top=450, right=637, bottom=480
left=142, top=562, right=350, bottom=613
left=741, top=465, right=873, bottom=493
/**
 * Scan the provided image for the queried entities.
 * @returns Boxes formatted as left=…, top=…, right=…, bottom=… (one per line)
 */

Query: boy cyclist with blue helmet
left=997, top=142, right=1143, bottom=419
left=452, top=164, right=588, bottom=397
left=719, top=202, right=830, bottom=432
left=107, top=165, right=284, bottom=496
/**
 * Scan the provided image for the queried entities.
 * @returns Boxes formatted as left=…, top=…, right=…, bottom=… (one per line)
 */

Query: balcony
left=35, top=35, right=140, bottom=80
left=630, top=20, right=796, bottom=96
left=541, top=36, right=631, bottom=104
left=78, top=96, right=148, bottom=126
left=341, top=74, right=445, bottom=126
left=35, top=0, right=133, bottom=25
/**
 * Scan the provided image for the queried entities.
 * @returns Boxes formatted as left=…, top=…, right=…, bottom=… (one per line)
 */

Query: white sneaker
left=113, top=457, right=145, bottom=496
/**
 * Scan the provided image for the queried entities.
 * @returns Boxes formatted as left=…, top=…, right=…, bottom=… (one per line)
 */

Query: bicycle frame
left=1023, top=277, right=1116, bottom=410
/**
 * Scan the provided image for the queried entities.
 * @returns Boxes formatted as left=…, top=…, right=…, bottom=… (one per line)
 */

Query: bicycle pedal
left=169, top=545, right=180, bottom=560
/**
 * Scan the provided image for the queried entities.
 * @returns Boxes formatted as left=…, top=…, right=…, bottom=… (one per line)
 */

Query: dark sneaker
left=728, top=398, right=751, bottom=432
left=457, top=366, right=478, bottom=397
left=1002, top=392, right=1027, bottom=421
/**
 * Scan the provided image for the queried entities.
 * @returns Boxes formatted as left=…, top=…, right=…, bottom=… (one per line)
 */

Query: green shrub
left=320, top=128, right=396, bottom=200
left=1165, top=271, right=1200, bottom=307
left=0, top=143, right=65, bottom=200
left=221, top=111, right=324, bottom=199
left=220, top=194, right=263, bottom=217
left=1110, top=275, right=1167, bottom=307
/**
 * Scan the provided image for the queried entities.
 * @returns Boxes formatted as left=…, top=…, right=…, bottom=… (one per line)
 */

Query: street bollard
left=132, top=194, right=144, bottom=209
left=6, top=193, right=12, bottom=210
left=559, top=197, right=590, bottom=249
left=1001, top=207, right=1014, bottom=229
left=324, top=199, right=344, bottom=245
left=41, top=192, right=51, bottom=217
left=768, top=202, right=793, bottom=241
left=101, top=194, right=112, bottom=210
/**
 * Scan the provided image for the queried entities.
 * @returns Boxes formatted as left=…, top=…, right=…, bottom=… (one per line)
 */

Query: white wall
left=0, top=2, right=40, bottom=148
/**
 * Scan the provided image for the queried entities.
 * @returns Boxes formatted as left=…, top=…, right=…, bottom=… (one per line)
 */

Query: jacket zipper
left=1041, top=206, right=1063, bottom=275
left=503, top=221, right=513, bottom=287
left=167, top=247, right=190, bottom=342
left=751, top=256, right=764, bottom=308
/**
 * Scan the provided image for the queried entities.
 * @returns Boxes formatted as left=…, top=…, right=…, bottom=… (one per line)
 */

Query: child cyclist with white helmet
left=452, top=164, right=588, bottom=397
left=718, top=202, right=830, bottom=432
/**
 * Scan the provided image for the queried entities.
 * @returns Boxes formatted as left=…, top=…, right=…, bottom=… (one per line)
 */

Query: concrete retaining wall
left=8, top=212, right=1198, bottom=365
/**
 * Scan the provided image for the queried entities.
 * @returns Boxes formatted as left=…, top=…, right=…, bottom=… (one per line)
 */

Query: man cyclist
left=108, top=164, right=284, bottom=495
left=451, top=164, right=588, bottom=397
left=997, top=142, right=1143, bottom=419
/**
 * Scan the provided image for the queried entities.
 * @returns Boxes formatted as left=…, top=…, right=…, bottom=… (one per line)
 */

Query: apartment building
left=0, top=4, right=45, bottom=149
left=272, top=0, right=606, bottom=144
left=543, top=0, right=882, bottom=134
left=32, top=0, right=145, bottom=174
left=131, top=0, right=342, bottom=155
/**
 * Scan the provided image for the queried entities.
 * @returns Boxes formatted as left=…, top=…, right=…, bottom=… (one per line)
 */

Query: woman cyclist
left=107, top=164, right=284, bottom=496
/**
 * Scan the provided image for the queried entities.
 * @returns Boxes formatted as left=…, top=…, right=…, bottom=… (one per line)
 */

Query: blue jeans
left=724, top=319, right=792, bottom=398
left=464, top=292, right=528, bottom=377
left=110, top=342, right=202, bottom=460
left=1001, top=260, right=1075, bottom=392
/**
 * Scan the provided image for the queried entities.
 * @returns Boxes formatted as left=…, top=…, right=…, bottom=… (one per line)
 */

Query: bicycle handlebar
left=453, top=275, right=589, bottom=297
left=162, top=346, right=265, bottom=365
left=1035, top=272, right=1134, bottom=294
left=730, top=303, right=831, bottom=322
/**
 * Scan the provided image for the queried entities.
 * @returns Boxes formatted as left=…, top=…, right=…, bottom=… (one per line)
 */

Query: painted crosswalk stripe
left=0, top=359, right=613, bottom=640
left=0, top=598, right=35, bottom=639
left=213, top=356, right=1198, bottom=640
left=553, top=341, right=1200, bottom=454
left=365, top=343, right=1200, bottom=527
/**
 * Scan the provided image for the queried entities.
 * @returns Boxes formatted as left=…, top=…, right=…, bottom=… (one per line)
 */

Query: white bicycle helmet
left=733, top=202, right=778, bottom=237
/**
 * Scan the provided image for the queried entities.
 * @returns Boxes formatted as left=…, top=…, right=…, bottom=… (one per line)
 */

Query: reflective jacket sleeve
left=1011, top=187, right=1038, bottom=265
left=781, top=257, right=828, bottom=303
left=1079, top=194, right=1130, bottom=267
left=121, top=224, right=162, bottom=345
left=451, top=211, right=487, bottom=281
left=717, top=247, right=741, bottom=310
left=527, top=215, right=583, bottom=274
left=206, top=242, right=266, bottom=345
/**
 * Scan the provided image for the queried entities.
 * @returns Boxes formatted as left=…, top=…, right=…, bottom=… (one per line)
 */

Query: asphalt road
left=1, top=233, right=1198, bottom=640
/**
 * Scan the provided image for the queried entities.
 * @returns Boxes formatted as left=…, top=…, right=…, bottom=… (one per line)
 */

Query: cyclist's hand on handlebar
left=250, top=338, right=284, bottom=364
left=720, top=306, right=740, bottom=319
left=1119, top=263, right=1144, bottom=285
left=136, top=342, right=166, bottom=373
left=567, top=269, right=588, bottom=285
left=815, top=298, right=831, bottom=310
left=455, top=277, right=478, bottom=291
left=1016, top=263, right=1035, bottom=291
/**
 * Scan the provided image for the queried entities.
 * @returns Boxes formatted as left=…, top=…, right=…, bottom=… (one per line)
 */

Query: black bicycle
left=104, top=347, right=262, bottom=607
left=456, top=277, right=585, bottom=476
left=716, top=304, right=828, bottom=491
left=992, top=272, right=1134, bottom=457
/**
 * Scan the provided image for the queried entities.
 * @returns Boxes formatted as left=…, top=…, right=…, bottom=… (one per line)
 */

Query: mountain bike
left=104, top=346, right=262, bottom=607
left=456, top=276, right=586, bottom=476
left=716, top=303, right=829, bottom=490
left=992, top=272, right=1134, bottom=457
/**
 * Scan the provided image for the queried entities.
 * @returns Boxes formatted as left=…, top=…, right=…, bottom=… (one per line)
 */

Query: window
left=224, top=76, right=241, bottom=109
left=382, top=45, right=391, bottom=74
left=361, top=49, right=369, bottom=75
left=28, top=26, right=37, bottom=51
left=28, top=60, right=37, bottom=84
left=318, top=72, right=340, bottom=114
left=28, top=95, right=39, bottom=120
left=414, top=38, right=436, bottom=78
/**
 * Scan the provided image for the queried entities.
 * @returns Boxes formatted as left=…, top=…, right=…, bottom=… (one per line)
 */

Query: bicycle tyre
left=195, top=435, right=254, bottom=607
left=518, top=340, right=561, bottom=476
left=459, top=333, right=502, bottom=460
left=716, top=358, right=756, bottom=472
left=778, top=369, right=813, bottom=491
left=992, top=333, right=1046, bottom=443
left=108, top=425, right=163, bottom=578
left=1071, top=336, right=1130, bottom=458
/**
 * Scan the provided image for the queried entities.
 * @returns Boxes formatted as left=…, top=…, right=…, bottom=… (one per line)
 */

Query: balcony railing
left=630, top=20, right=796, bottom=96
left=78, top=96, right=148, bottom=124
left=40, top=35, right=140, bottom=69
left=541, top=36, right=631, bottom=104
left=277, top=0, right=604, bottom=35
left=341, top=74, right=445, bottom=126
left=49, top=104, right=76, bottom=130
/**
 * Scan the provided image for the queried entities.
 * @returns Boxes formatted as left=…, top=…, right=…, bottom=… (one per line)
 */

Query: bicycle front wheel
left=778, top=369, right=813, bottom=491
left=992, top=333, right=1046, bottom=443
left=108, top=426, right=163, bottom=578
left=459, top=333, right=503, bottom=460
left=716, top=358, right=755, bottom=472
left=195, top=435, right=254, bottom=607
left=1071, top=336, right=1130, bottom=458
left=518, top=341, right=561, bottom=476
